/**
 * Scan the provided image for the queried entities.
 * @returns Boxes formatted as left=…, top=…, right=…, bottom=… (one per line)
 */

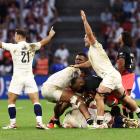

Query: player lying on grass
left=0, top=27, right=55, bottom=129
left=71, top=10, right=140, bottom=128
left=41, top=53, right=94, bottom=128
left=63, top=103, right=139, bottom=128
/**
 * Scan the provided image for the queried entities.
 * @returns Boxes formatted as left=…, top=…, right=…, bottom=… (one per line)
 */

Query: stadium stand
left=0, top=0, right=140, bottom=75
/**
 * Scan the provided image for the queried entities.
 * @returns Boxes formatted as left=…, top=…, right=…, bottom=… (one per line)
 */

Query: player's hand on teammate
left=80, top=10, right=87, bottom=22
left=49, top=27, right=55, bottom=38
left=70, top=64, right=80, bottom=68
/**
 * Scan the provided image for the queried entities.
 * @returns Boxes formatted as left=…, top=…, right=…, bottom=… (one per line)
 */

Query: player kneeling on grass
left=63, top=102, right=139, bottom=128
left=0, top=27, right=55, bottom=129
left=41, top=67, right=94, bottom=128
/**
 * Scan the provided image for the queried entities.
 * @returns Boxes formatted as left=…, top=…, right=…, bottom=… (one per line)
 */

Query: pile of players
left=0, top=10, right=140, bottom=129
left=43, top=10, right=140, bottom=129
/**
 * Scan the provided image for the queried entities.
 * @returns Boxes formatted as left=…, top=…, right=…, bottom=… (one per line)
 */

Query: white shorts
left=8, top=74, right=38, bottom=95
left=41, top=84, right=62, bottom=102
left=100, top=70, right=123, bottom=90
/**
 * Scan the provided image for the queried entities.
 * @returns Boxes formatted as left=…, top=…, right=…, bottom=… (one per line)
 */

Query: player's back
left=2, top=41, right=41, bottom=75
left=88, top=41, right=117, bottom=78
left=44, top=67, right=81, bottom=88
left=117, top=46, right=135, bottom=73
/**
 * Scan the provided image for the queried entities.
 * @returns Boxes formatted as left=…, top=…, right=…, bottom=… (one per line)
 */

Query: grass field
left=0, top=100, right=140, bottom=140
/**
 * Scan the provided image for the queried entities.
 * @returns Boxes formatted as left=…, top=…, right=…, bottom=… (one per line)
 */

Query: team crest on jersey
left=30, top=44, right=36, bottom=50
left=22, top=45, right=27, bottom=50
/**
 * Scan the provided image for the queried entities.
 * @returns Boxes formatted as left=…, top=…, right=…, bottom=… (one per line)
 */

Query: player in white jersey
left=72, top=10, right=140, bottom=128
left=41, top=66, right=94, bottom=127
left=0, top=27, right=55, bottom=129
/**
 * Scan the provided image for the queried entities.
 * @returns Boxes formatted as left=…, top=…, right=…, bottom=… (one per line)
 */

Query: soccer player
left=0, top=27, right=55, bottom=129
left=41, top=54, right=94, bottom=128
left=72, top=10, right=140, bottom=128
left=116, top=31, right=135, bottom=118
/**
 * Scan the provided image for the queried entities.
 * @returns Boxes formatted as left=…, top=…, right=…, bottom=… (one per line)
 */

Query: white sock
left=10, top=118, right=16, bottom=125
left=135, top=107, right=140, bottom=113
left=36, top=116, right=43, bottom=124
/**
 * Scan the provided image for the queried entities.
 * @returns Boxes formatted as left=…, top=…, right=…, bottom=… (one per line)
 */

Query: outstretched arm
left=40, top=27, right=55, bottom=47
left=80, top=10, right=96, bottom=45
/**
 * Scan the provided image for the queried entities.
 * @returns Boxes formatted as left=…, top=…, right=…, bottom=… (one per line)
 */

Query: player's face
left=84, top=35, right=90, bottom=47
left=75, top=55, right=87, bottom=64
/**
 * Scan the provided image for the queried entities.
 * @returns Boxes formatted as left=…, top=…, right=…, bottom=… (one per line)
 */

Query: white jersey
left=2, top=41, right=41, bottom=76
left=43, top=67, right=81, bottom=88
left=88, top=41, right=116, bottom=78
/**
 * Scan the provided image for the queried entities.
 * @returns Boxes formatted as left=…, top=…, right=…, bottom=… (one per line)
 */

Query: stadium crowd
left=0, top=0, right=140, bottom=76
left=0, top=0, right=61, bottom=76
left=100, top=0, right=140, bottom=74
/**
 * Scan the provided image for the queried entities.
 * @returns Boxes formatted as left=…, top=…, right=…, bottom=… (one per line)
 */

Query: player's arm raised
left=80, top=10, right=96, bottom=45
left=71, top=60, right=91, bottom=68
left=40, top=27, right=55, bottom=47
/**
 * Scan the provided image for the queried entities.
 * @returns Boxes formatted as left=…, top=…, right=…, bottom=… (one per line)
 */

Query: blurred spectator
left=34, top=48, right=49, bottom=76
left=0, top=0, right=58, bottom=76
left=100, top=8, right=112, bottom=23
left=49, top=56, right=66, bottom=74
left=54, top=44, right=70, bottom=66
left=0, top=1, right=8, bottom=24
left=0, top=51, right=12, bottom=76
left=106, top=42, right=117, bottom=65
left=100, top=0, right=140, bottom=74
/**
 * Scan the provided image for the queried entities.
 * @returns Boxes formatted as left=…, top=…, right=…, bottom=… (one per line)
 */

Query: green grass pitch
left=0, top=100, right=140, bottom=140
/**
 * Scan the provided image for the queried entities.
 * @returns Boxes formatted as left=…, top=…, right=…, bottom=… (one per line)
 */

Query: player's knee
left=8, top=93, right=17, bottom=103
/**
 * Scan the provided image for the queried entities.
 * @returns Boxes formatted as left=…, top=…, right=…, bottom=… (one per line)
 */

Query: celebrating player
left=72, top=10, right=140, bottom=128
left=0, top=27, right=55, bottom=129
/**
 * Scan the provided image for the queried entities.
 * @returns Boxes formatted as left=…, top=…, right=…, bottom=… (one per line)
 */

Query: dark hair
left=76, top=52, right=88, bottom=59
left=111, top=106, right=121, bottom=116
left=121, top=31, right=132, bottom=47
left=15, top=28, right=27, bottom=38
